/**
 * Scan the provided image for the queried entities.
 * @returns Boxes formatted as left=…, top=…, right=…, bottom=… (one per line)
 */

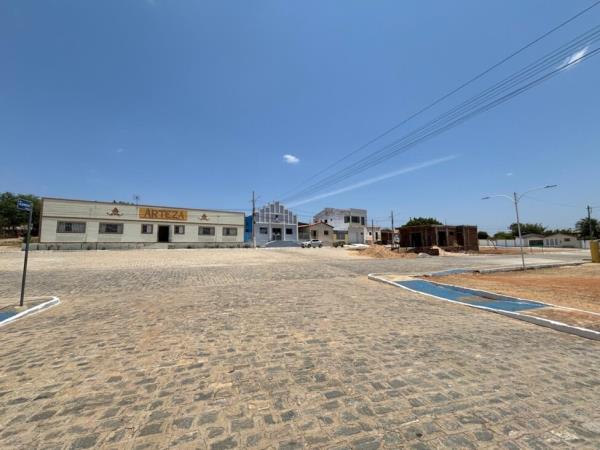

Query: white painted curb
left=0, top=296, right=60, bottom=328
left=368, top=274, right=600, bottom=342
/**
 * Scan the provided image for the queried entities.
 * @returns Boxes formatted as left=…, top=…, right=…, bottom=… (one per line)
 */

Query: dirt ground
left=351, top=245, right=417, bottom=259
left=437, top=264, right=600, bottom=313
left=0, top=238, right=21, bottom=247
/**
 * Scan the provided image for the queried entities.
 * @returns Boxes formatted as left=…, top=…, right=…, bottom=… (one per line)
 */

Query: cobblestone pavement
left=0, top=248, right=598, bottom=449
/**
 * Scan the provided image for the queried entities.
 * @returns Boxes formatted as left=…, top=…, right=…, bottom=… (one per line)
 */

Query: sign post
left=17, top=199, right=33, bottom=307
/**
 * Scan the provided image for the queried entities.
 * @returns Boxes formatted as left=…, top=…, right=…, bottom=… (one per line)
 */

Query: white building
left=366, top=226, right=382, bottom=244
left=515, top=234, right=545, bottom=247
left=313, top=208, right=367, bottom=243
left=37, top=197, right=245, bottom=250
left=254, top=201, right=298, bottom=246
left=543, top=233, right=579, bottom=248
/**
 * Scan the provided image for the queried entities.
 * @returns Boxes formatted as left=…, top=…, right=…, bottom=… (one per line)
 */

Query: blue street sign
left=17, top=199, right=32, bottom=211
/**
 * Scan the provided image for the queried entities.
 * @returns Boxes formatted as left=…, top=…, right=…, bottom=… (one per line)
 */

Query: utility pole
left=513, top=192, right=526, bottom=270
left=251, top=191, right=257, bottom=249
left=390, top=211, right=395, bottom=249
left=587, top=205, right=593, bottom=241
left=482, top=184, right=557, bottom=271
left=371, top=219, right=375, bottom=245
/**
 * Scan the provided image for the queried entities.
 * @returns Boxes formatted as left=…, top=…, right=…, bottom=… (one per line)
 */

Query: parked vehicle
left=302, top=239, right=322, bottom=248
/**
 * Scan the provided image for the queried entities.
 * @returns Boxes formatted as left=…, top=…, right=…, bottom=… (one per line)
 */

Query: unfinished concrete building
left=398, top=224, right=478, bottom=252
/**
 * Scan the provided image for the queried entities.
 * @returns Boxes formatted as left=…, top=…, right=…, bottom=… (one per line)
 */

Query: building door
left=158, top=225, right=169, bottom=242
left=437, top=231, right=447, bottom=246
left=272, top=228, right=282, bottom=241
left=410, top=232, right=423, bottom=247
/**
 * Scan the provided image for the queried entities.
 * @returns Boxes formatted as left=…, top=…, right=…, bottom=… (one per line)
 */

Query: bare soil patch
left=436, top=264, right=600, bottom=313
left=0, top=238, right=21, bottom=247
left=528, top=308, right=600, bottom=331
left=352, top=245, right=417, bottom=259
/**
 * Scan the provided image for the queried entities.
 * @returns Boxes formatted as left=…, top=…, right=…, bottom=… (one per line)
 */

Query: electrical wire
left=284, top=34, right=600, bottom=200
left=283, top=34, right=600, bottom=201
left=280, top=1, right=600, bottom=199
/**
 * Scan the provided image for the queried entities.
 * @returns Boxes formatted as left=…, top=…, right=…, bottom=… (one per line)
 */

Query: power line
left=280, top=1, right=600, bottom=199
left=282, top=32, right=600, bottom=202
left=284, top=30, right=600, bottom=200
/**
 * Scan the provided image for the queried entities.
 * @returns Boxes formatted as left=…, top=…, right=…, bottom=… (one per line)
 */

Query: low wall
left=24, top=242, right=251, bottom=251
left=479, top=239, right=587, bottom=249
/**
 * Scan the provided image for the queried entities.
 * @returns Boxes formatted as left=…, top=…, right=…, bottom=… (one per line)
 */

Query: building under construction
left=398, top=224, right=478, bottom=252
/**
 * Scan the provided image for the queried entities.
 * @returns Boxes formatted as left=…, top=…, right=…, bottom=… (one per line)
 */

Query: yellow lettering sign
left=138, top=208, right=188, bottom=221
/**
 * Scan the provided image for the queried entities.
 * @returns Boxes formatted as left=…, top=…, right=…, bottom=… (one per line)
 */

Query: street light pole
left=513, top=192, right=526, bottom=270
left=482, top=184, right=557, bottom=271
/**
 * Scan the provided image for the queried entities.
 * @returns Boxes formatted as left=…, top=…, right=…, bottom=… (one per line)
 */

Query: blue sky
left=1, top=1, right=599, bottom=233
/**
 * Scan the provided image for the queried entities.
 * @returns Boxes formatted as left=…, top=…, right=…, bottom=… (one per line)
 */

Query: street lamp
left=482, top=184, right=557, bottom=270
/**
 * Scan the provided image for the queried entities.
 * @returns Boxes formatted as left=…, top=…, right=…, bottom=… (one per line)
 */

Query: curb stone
left=368, top=273, right=600, bottom=342
left=0, top=297, right=60, bottom=328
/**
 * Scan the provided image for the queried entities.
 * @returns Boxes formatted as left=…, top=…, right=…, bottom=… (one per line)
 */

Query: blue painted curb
left=0, top=297, right=60, bottom=328
left=368, top=274, right=600, bottom=342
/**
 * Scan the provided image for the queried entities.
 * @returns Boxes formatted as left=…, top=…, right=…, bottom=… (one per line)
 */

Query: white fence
left=479, top=239, right=590, bottom=249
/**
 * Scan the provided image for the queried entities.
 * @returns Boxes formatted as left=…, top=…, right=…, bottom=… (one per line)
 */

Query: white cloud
left=116, top=148, right=125, bottom=153
left=506, top=172, right=513, bottom=177
left=288, top=155, right=458, bottom=207
left=562, top=46, right=588, bottom=69
left=283, top=154, right=300, bottom=164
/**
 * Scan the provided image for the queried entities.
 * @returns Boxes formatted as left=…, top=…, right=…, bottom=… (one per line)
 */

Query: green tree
left=0, top=192, right=41, bottom=237
left=493, top=231, right=513, bottom=240
left=544, top=228, right=576, bottom=236
left=404, top=217, right=442, bottom=226
left=477, top=231, right=490, bottom=239
left=575, top=217, right=600, bottom=239
left=509, top=222, right=545, bottom=236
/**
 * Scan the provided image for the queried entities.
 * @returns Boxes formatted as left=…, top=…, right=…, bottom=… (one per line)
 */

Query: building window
left=564, top=238, right=571, bottom=242
left=57, top=221, right=86, bottom=233
left=311, top=230, right=317, bottom=238
left=351, top=216, right=360, bottom=223
left=223, top=227, right=238, bottom=236
left=344, top=216, right=350, bottom=223
left=324, top=230, right=329, bottom=235
left=199, top=226, right=215, bottom=236
left=286, top=228, right=293, bottom=235
left=99, top=223, right=123, bottom=234
left=259, top=227, right=268, bottom=234
left=174, top=225, right=185, bottom=235
left=361, top=217, right=366, bottom=225
left=141, top=224, right=153, bottom=234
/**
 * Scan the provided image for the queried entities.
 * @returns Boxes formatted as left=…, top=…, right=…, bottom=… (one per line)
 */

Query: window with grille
left=99, top=223, right=123, bottom=234
left=223, top=227, right=238, bottom=236
left=199, top=227, right=215, bottom=236
left=57, top=221, right=86, bottom=233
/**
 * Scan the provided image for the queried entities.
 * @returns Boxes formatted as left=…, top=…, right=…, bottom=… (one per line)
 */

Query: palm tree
left=576, top=217, right=600, bottom=239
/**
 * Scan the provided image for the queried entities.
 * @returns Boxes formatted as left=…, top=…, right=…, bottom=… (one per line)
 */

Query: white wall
left=479, top=238, right=586, bottom=249
left=41, top=198, right=244, bottom=243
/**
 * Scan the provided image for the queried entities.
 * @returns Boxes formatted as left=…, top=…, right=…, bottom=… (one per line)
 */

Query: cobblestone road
left=1, top=248, right=598, bottom=449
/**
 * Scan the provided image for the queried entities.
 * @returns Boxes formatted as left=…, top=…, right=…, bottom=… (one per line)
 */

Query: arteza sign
left=138, top=208, right=188, bottom=221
